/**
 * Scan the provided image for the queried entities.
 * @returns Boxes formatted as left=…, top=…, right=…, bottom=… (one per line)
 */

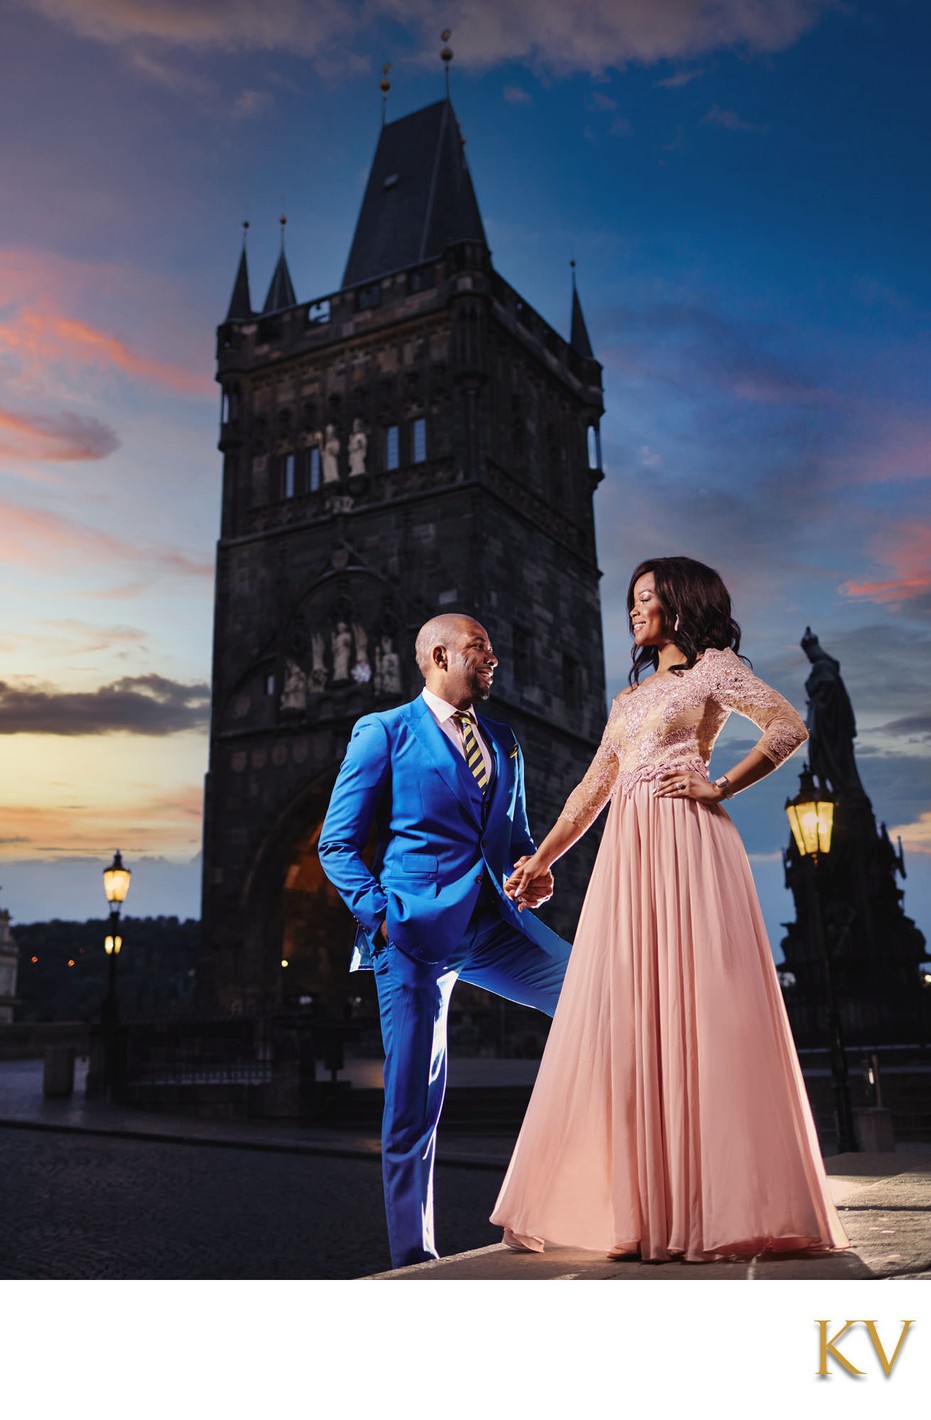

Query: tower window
left=587, top=424, right=602, bottom=471
left=410, top=416, right=427, bottom=464
left=385, top=425, right=399, bottom=471
left=281, top=453, right=296, bottom=499
left=309, top=445, right=321, bottom=492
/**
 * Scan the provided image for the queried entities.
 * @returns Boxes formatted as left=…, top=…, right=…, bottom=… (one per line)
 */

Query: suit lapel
left=408, top=696, right=483, bottom=820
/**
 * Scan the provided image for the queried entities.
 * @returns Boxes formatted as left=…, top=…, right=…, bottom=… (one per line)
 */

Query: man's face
left=444, top=620, right=497, bottom=706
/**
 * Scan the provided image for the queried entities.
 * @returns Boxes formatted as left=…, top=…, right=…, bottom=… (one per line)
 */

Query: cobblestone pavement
left=0, top=1126, right=503, bottom=1280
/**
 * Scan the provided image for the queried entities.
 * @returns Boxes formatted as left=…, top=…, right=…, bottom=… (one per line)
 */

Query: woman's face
left=629, top=571, right=671, bottom=649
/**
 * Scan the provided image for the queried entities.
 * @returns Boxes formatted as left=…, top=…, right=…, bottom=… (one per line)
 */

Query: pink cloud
left=656, top=68, right=707, bottom=88
left=841, top=521, right=931, bottom=604
left=0, top=787, right=204, bottom=858
left=25, top=0, right=836, bottom=75
left=0, top=305, right=212, bottom=398
left=0, top=496, right=213, bottom=581
left=0, top=249, right=213, bottom=399
left=889, top=810, right=931, bottom=855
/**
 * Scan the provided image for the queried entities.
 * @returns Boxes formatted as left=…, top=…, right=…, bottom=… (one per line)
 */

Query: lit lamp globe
left=103, top=850, right=132, bottom=907
left=785, top=767, right=835, bottom=862
left=104, top=934, right=123, bottom=956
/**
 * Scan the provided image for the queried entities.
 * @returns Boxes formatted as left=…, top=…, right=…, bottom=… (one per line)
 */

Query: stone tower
left=199, top=97, right=607, bottom=1013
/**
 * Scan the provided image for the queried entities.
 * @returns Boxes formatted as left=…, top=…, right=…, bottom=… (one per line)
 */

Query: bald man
left=319, top=614, right=571, bottom=1267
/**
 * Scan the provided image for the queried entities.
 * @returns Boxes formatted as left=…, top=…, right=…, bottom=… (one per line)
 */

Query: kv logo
left=817, top=1319, right=915, bottom=1378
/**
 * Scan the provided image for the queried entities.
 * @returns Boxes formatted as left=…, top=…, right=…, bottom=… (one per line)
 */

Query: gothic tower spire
left=225, top=220, right=253, bottom=321
left=263, top=215, right=297, bottom=313
left=570, top=260, right=594, bottom=358
left=342, top=97, right=486, bottom=288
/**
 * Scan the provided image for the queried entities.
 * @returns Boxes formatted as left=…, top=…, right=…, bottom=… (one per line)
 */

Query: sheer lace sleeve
left=559, top=694, right=624, bottom=832
left=709, top=649, right=808, bottom=767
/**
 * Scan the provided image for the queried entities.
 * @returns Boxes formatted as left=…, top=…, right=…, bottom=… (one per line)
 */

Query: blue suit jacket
left=318, top=694, right=567, bottom=968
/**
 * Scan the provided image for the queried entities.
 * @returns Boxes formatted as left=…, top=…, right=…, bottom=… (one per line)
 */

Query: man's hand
left=505, top=854, right=554, bottom=911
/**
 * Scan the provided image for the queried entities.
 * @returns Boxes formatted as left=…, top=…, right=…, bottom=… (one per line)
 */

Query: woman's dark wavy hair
left=627, top=556, right=746, bottom=684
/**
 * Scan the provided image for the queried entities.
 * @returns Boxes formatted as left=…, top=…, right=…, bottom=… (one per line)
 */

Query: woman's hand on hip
left=653, top=770, right=723, bottom=804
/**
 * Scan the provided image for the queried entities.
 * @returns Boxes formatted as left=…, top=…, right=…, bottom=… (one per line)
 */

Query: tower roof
left=570, top=273, right=594, bottom=359
left=342, top=99, right=487, bottom=289
left=225, top=247, right=253, bottom=322
left=262, top=249, right=297, bottom=314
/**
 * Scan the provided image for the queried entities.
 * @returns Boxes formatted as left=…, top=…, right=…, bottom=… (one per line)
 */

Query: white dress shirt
left=421, top=688, right=493, bottom=785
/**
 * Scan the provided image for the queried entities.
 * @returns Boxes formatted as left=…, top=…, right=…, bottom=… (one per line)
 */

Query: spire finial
left=242, top=218, right=250, bottom=251
left=279, top=211, right=287, bottom=252
left=440, top=29, right=453, bottom=100
left=380, top=62, right=391, bottom=127
left=570, top=257, right=577, bottom=289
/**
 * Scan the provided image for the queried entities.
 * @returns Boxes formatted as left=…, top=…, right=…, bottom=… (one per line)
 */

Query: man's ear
left=433, top=645, right=447, bottom=669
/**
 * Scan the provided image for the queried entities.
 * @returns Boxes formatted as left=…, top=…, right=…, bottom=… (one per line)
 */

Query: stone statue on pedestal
left=801, top=627, right=867, bottom=797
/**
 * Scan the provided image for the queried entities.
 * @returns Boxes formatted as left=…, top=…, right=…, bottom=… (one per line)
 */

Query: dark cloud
left=0, top=674, right=210, bottom=735
left=873, top=714, right=931, bottom=741
left=701, top=104, right=769, bottom=133
left=0, top=406, right=120, bottom=462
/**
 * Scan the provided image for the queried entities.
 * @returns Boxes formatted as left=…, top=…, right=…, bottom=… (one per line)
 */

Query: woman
left=491, top=557, right=848, bottom=1261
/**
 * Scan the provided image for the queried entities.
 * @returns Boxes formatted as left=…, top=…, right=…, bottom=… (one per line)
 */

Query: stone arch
left=232, top=767, right=376, bottom=1016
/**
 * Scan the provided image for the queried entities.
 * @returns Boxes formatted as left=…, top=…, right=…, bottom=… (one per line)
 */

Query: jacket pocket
left=401, top=852, right=438, bottom=872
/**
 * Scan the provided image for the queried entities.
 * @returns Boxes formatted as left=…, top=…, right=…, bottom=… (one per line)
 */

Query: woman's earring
left=674, top=615, right=680, bottom=633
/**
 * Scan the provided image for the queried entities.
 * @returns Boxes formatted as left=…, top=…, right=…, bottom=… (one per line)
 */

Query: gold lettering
left=816, top=1320, right=864, bottom=1377
left=862, top=1321, right=915, bottom=1377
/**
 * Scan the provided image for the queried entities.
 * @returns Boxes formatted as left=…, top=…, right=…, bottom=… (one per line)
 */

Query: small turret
left=263, top=215, right=297, bottom=313
left=225, top=221, right=253, bottom=321
left=569, top=261, right=594, bottom=358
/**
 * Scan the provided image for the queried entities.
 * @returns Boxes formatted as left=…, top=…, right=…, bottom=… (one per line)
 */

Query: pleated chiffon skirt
left=491, top=783, right=849, bottom=1261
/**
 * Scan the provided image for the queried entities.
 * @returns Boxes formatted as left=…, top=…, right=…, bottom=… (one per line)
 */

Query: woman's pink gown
left=491, top=649, right=849, bottom=1261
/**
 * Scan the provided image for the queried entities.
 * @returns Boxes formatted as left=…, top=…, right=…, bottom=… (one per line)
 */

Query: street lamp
left=101, top=850, right=131, bottom=1088
left=785, top=767, right=857, bottom=1153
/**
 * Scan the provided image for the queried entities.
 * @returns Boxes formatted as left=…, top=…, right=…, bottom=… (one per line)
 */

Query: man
left=319, top=614, right=571, bottom=1268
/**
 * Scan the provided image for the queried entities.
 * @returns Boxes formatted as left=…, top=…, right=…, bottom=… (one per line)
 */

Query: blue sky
left=0, top=0, right=928, bottom=961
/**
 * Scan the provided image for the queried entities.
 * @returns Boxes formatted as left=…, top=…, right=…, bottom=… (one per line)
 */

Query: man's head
left=415, top=614, right=497, bottom=710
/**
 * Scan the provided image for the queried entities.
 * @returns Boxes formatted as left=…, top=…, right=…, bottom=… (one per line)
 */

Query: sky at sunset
left=0, top=0, right=929, bottom=962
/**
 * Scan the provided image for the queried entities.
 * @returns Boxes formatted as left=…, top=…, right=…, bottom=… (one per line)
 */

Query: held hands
left=504, top=854, right=554, bottom=911
left=652, top=770, right=726, bottom=804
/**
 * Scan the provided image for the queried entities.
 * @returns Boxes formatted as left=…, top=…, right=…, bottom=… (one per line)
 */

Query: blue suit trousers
left=373, top=893, right=570, bottom=1268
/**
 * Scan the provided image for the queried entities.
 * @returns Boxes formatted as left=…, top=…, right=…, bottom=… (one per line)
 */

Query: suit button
left=475, top=874, right=484, bottom=885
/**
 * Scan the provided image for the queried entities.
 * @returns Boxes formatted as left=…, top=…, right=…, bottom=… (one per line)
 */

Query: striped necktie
left=454, top=712, right=488, bottom=794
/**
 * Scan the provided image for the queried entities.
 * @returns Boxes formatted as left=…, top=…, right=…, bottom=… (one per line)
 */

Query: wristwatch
left=713, top=775, right=734, bottom=798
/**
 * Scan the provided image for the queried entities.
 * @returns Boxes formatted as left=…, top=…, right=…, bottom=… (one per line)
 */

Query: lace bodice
left=561, top=647, right=807, bottom=832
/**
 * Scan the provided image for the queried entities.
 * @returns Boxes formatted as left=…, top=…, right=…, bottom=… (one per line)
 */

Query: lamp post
left=785, top=768, right=858, bottom=1153
left=101, top=850, right=131, bottom=1088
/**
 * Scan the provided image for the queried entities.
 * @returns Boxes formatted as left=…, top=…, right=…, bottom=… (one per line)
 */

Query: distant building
left=0, top=894, right=19, bottom=1024
left=199, top=96, right=608, bottom=1013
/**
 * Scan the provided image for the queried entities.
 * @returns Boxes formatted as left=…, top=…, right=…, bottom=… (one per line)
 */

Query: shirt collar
left=421, top=687, right=474, bottom=725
